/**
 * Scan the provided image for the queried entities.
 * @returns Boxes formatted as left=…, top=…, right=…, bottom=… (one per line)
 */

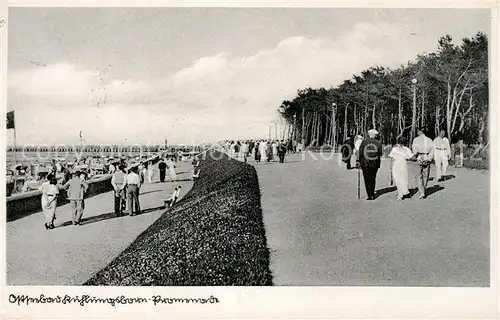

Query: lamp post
left=301, top=106, right=305, bottom=147
left=332, top=102, right=337, bottom=149
left=293, top=113, right=297, bottom=141
left=410, top=78, right=417, bottom=144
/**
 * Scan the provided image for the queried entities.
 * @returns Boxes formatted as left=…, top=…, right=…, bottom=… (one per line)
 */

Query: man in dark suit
left=358, top=129, right=383, bottom=200
left=341, top=135, right=355, bottom=170
left=277, top=140, right=287, bottom=163
left=158, top=158, right=167, bottom=183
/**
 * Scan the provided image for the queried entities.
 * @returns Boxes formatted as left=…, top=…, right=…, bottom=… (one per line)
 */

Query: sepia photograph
left=2, top=3, right=494, bottom=300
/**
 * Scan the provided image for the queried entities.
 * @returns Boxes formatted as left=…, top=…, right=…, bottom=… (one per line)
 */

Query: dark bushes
left=84, top=150, right=273, bottom=286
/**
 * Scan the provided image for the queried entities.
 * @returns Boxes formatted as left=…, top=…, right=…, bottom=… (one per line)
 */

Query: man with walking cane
left=358, top=129, right=383, bottom=200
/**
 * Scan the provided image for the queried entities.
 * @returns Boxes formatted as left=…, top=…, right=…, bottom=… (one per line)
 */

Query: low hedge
left=84, top=150, right=273, bottom=286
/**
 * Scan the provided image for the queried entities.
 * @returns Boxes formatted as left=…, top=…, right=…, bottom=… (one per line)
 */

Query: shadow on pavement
left=442, top=174, right=456, bottom=181
left=375, top=186, right=397, bottom=198
left=425, top=185, right=445, bottom=197
left=406, top=185, right=445, bottom=199
left=55, top=205, right=167, bottom=228
left=140, top=190, right=164, bottom=196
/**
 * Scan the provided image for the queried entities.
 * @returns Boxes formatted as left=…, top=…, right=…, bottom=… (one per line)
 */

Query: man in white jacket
left=433, top=129, right=451, bottom=182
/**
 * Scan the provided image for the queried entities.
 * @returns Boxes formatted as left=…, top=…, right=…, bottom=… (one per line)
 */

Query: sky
left=6, top=8, right=490, bottom=145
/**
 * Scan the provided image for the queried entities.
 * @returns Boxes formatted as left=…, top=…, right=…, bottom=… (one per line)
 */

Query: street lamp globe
left=332, top=102, right=337, bottom=107
left=411, top=78, right=418, bottom=84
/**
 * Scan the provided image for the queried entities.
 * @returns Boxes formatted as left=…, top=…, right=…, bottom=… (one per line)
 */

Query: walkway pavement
left=253, top=152, right=489, bottom=286
left=7, top=162, right=194, bottom=285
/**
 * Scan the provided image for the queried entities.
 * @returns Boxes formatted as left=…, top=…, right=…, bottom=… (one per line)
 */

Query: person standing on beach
left=358, top=129, right=382, bottom=200
left=433, top=129, right=451, bottom=182
left=39, top=174, right=59, bottom=230
left=62, top=171, right=89, bottom=225
left=125, top=166, right=141, bottom=216
left=411, top=127, right=434, bottom=199
left=111, top=164, right=127, bottom=216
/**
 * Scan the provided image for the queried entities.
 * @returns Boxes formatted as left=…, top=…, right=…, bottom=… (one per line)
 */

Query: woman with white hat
left=389, top=136, right=413, bottom=200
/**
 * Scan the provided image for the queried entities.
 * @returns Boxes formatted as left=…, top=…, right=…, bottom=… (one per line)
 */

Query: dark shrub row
left=84, top=150, right=273, bottom=286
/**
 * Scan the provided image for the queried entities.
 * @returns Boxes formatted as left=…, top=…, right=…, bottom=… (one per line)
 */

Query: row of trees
left=278, top=32, right=488, bottom=148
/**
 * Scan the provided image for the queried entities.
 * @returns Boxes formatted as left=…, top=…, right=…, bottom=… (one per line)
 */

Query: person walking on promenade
left=354, top=134, right=363, bottom=167
left=147, top=160, right=154, bottom=183
left=272, top=140, right=278, bottom=158
left=411, top=127, right=435, bottom=199
left=158, top=158, right=167, bottom=182
left=167, top=157, right=178, bottom=181
left=255, top=142, right=262, bottom=162
left=358, top=129, right=382, bottom=200
left=389, top=136, right=414, bottom=200
left=39, top=174, right=59, bottom=230
left=241, top=141, right=249, bottom=163
left=249, top=140, right=255, bottom=157
left=266, top=140, right=273, bottom=162
left=62, top=170, right=89, bottom=225
left=126, top=166, right=141, bottom=216
left=433, top=129, right=451, bottom=182
left=258, top=140, right=267, bottom=162
left=138, top=162, right=146, bottom=184
left=234, top=141, right=241, bottom=160
left=278, top=140, right=287, bottom=163
left=341, top=135, right=355, bottom=170
left=111, top=164, right=127, bottom=216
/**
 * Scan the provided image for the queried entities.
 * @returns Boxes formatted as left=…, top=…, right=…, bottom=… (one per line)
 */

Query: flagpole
left=13, top=124, right=17, bottom=164
left=13, top=118, right=18, bottom=192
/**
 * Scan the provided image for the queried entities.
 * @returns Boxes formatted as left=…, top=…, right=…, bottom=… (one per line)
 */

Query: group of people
left=38, top=153, right=200, bottom=231
left=224, top=139, right=291, bottom=163
left=39, top=170, right=89, bottom=229
left=341, top=127, right=451, bottom=201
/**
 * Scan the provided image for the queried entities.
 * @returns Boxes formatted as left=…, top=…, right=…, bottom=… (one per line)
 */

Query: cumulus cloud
left=8, top=21, right=419, bottom=145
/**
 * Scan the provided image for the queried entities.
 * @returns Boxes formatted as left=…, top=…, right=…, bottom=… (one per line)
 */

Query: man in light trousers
left=63, top=170, right=89, bottom=225
left=126, top=166, right=142, bottom=216
left=411, top=127, right=435, bottom=199
left=433, top=129, right=451, bottom=182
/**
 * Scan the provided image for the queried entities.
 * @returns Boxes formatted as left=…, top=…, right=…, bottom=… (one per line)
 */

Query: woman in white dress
left=147, top=161, right=154, bottom=183
left=139, top=163, right=147, bottom=184
left=167, top=158, right=178, bottom=181
left=272, top=141, right=278, bottom=157
left=258, top=140, right=267, bottom=162
left=39, top=174, right=59, bottom=230
left=389, top=136, right=414, bottom=200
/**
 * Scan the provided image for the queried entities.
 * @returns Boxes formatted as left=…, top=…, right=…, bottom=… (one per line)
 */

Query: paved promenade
left=7, top=162, right=194, bottom=285
left=254, top=152, right=489, bottom=286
